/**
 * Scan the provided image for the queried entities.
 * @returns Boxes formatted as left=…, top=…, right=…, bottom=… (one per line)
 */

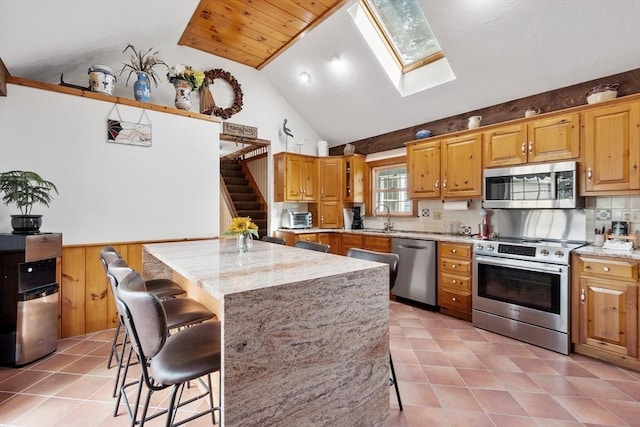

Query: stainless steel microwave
left=483, top=161, right=583, bottom=209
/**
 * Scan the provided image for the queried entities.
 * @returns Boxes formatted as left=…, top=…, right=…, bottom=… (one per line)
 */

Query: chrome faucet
left=373, top=204, right=394, bottom=232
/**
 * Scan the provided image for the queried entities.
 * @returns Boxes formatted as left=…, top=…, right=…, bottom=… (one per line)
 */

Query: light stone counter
left=573, top=244, right=640, bottom=260
left=142, top=238, right=389, bottom=427
left=278, top=227, right=474, bottom=244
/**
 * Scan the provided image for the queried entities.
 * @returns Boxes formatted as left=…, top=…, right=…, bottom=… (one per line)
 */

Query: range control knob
left=487, top=244, right=495, bottom=251
left=554, top=250, right=565, bottom=257
left=540, top=249, right=549, bottom=256
left=475, top=244, right=484, bottom=251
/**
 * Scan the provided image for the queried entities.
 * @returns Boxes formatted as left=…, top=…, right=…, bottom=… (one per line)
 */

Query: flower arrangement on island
left=226, top=216, right=259, bottom=237
left=167, top=64, right=205, bottom=90
left=226, top=217, right=259, bottom=253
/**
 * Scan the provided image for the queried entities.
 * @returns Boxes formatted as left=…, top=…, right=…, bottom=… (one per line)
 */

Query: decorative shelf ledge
left=6, top=75, right=221, bottom=123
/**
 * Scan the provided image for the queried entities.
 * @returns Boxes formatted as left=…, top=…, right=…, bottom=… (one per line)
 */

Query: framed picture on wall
left=107, top=105, right=152, bottom=147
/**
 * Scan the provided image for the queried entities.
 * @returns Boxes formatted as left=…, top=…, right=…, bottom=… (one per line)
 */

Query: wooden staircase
left=220, top=159, right=267, bottom=238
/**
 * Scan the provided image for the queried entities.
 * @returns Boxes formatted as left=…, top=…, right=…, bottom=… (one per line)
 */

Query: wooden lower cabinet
left=571, top=253, right=640, bottom=371
left=341, top=234, right=363, bottom=255
left=60, top=240, right=174, bottom=338
left=363, top=235, right=392, bottom=252
left=438, top=241, right=472, bottom=321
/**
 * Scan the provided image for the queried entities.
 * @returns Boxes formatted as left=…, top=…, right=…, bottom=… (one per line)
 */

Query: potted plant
left=0, top=170, right=58, bottom=234
left=119, top=44, right=169, bottom=102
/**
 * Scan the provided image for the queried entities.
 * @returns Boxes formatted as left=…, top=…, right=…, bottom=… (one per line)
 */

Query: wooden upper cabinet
left=274, top=153, right=317, bottom=202
left=318, top=157, right=341, bottom=201
left=583, top=101, right=640, bottom=194
left=408, top=139, right=441, bottom=198
left=441, top=132, right=482, bottom=198
left=483, top=113, right=579, bottom=168
left=343, top=154, right=365, bottom=203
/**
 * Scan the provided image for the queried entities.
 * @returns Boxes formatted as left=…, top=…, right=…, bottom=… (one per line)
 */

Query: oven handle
left=474, top=255, right=565, bottom=274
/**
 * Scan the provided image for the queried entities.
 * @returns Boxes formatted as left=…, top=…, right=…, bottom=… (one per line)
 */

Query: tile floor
left=0, top=301, right=639, bottom=426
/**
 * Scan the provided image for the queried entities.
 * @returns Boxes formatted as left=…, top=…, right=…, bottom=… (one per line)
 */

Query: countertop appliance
left=472, top=235, right=584, bottom=355
left=483, top=161, right=582, bottom=209
left=351, top=206, right=363, bottom=230
left=280, top=211, right=312, bottom=229
left=391, top=238, right=437, bottom=306
left=0, top=233, right=62, bottom=366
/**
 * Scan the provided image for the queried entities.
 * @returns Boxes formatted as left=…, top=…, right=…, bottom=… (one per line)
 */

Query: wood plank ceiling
left=178, top=0, right=348, bottom=70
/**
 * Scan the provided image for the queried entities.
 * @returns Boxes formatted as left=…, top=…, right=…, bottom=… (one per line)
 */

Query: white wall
left=0, top=84, right=220, bottom=244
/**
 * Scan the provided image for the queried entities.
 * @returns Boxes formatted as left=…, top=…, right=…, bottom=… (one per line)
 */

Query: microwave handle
left=551, top=171, right=557, bottom=198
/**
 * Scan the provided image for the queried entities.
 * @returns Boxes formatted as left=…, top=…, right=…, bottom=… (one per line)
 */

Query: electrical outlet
left=623, top=211, right=638, bottom=222
left=432, top=211, right=442, bottom=220
left=596, top=209, right=611, bottom=220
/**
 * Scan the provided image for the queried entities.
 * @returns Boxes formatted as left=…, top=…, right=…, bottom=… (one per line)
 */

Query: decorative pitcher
left=173, top=79, right=192, bottom=110
left=468, top=115, right=482, bottom=129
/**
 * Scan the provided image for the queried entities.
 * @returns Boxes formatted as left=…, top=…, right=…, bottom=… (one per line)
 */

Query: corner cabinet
left=582, top=101, right=640, bottom=195
left=408, top=132, right=482, bottom=199
left=343, top=154, right=366, bottom=203
left=438, top=241, right=473, bottom=321
left=483, top=112, right=580, bottom=168
left=274, top=153, right=317, bottom=202
left=571, top=253, right=640, bottom=371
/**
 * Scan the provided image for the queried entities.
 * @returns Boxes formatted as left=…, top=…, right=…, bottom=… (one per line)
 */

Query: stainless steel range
left=472, top=209, right=585, bottom=355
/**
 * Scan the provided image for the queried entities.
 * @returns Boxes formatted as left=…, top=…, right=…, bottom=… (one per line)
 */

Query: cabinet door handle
left=451, top=249, right=457, bottom=253
left=528, top=141, right=533, bottom=153
left=587, top=167, right=592, bottom=181
left=451, top=264, right=457, bottom=268
left=443, top=180, right=447, bottom=189
left=435, top=179, right=439, bottom=189
left=603, top=266, right=610, bottom=272
left=452, top=279, right=457, bottom=284
left=580, top=288, right=585, bottom=303
left=521, top=142, right=526, bottom=155
left=321, top=216, right=324, bottom=223
left=451, top=297, right=457, bottom=302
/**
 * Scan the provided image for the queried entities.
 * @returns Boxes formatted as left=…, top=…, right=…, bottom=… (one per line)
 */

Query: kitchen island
left=142, top=238, right=389, bottom=426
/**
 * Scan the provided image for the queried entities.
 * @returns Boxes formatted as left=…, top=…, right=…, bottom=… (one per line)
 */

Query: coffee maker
left=351, top=206, right=364, bottom=230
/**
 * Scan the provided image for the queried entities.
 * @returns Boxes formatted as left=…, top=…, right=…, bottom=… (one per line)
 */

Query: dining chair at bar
left=261, top=236, right=286, bottom=245
left=346, top=248, right=403, bottom=411
left=117, top=270, right=222, bottom=426
left=293, top=240, right=330, bottom=253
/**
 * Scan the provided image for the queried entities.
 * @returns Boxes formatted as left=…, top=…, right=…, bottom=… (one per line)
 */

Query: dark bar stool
left=261, top=236, right=286, bottom=245
left=347, top=248, right=403, bottom=411
left=293, top=240, right=330, bottom=253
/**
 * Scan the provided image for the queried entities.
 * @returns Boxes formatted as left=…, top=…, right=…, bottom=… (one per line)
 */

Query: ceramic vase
left=173, top=79, right=192, bottom=110
left=236, top=232, right=253, bottom=253
left=88, top=65, right=116, bottom=95
left=134, top=72, right=151, bottom=102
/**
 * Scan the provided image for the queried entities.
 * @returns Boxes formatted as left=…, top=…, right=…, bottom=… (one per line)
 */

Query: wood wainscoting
left=60, top=238, right=212, bottom=338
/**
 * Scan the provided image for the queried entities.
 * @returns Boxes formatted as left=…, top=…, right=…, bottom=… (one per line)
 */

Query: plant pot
left=10, top=214, right=43, bottom=234
left=134, top=72, right=151, bottom=102
left=88, top=65, right=116, bottom=95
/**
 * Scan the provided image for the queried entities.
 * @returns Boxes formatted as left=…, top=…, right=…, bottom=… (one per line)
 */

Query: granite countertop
left=144, top=238, right=387, bottom=300
left=573, top=244, right=640, bottom=260
left=277, top=227, right=475, bottom=244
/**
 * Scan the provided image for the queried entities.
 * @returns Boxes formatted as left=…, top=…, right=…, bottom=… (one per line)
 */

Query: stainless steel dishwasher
left=391, top=238, right=437, bottom=306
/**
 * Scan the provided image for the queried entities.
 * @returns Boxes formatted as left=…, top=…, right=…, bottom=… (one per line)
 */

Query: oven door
left=473, top=254, right=569, bottom=333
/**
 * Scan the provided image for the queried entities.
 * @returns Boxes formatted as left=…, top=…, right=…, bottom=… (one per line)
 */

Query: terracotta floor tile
left=413, top=350, right=452, bottom=367
left=544, top=358, right=599, bottom=378
left=594, top=398, right=640, bottom=426
left=27, top=353, right=80, bottom=372
left=476, top=354, right=524, bottom=372
left=426, top=328, right=459, bottom=340
left=12, top=396, right=82, bottom=426
left=454, top=329, right=488, bottom=342
left=511, top=391, right=576, bottom=420
left=445, top=410, right=495, bottom=427
left=0, top=394, right=48, bottom=424
left=529, top=374, right=588, bottom=397
left=391, top=347, right=420, bottom=365
left=0, top=369, right=51, bottom=393
left=579, top=360, right=639, bottom=381
left=60, top=340, right=106, bottom=356
left=399, top=405, right=450, bottom=427
left=457, top=368, right=504, bottom=390
left=435, top=338, right=472, bottom=353
left=394, top=363, right=428, bottom=383
left=53, top=400, right=115, bottom=427
left=55, top=375, right=112, bottom=399
left=489, top=413, right=538, bottom=427
left=393, top=381, right=439, bottom=407
left=0, top=368, right=21, bottom=383
left=60, top=355, right=106, bottom=374
left=445, top=352, right=486, bottom=369
left=491, top=371, right=544, bottom=393
left=396, top=317, right=428, bottom=328
left=471, top=389, right=527, bottom=416
left=431, top=384, right=483, bottom=411
left=22, top=372, right=81, bottom=396
left=422, top=366, right=467, bottom=387
left=553, top=395, right=627, bottom=425
left=566, top=376, right=635, bottom=401
left=509, top=357, right=559, bottom=375
left=401, top=326, right=434, bottom=339
left=390, top=335, right=410, bottom=349
left=406, top=337, right=440, bottom=351
left=607, top=378, right=640, bottom=401
left=464, top=341, right=504, bottom=356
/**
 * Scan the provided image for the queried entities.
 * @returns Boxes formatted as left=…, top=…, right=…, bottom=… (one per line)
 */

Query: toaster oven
left=281, top=211, right=312, bottom=229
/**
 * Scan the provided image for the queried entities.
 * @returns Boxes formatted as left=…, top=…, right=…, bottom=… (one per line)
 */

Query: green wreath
left=203, top=68, right=244, bottom=119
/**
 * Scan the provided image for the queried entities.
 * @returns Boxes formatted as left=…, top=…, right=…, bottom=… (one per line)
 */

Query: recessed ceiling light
left=330, top=54, right=341, bottom=63
left=299, top=72, right=311, bottom=83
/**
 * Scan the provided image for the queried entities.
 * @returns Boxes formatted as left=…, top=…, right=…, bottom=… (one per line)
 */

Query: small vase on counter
left=236, top=232, right=253, bottom=253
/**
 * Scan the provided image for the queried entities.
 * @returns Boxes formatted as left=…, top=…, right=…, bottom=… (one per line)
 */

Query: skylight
left=361, top=0, right=444, bottom=73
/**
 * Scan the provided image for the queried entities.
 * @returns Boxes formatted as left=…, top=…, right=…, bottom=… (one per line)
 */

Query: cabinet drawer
left=342, top=234, right=364, bottom=246
left=363, top=236, right=391, bottom=252
left=296, top=233, right=318, bottom=243
left=439, top=242, right=471, bottom=259
left=580, top=256, right=638, bottom=281
left=440, top=273, right=471, bottom=292
left=440, top=257, right=471, bottom=276
left=439, top=289, right=470, bottom=312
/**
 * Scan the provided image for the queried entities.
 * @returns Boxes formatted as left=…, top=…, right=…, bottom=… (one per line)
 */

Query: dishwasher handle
left=398, top=244, right=430, bottom=250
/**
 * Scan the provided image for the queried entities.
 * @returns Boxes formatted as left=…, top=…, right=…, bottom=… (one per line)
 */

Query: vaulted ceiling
left=1, top=0, right=639, bottom=148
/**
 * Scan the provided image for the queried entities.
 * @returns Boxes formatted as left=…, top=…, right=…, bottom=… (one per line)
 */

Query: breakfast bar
left=142, top=238, right=389, bottom=426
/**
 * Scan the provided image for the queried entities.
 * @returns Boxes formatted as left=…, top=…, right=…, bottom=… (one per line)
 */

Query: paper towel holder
left=442, top=199, right=471, bottom=210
